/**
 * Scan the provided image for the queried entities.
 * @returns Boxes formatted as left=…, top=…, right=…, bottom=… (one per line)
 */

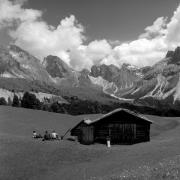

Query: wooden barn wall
left=94, top=111, right=151, bottom=144
left=71, top=123, right=95, bottom=144
left=80, top=125, right=94, bottom=144
left=71, top=122, right=84, bottom=137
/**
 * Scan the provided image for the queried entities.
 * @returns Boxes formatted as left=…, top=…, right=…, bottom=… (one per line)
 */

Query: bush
left=50, top=102, right=67, bottom=113
left=50, top=102, right=59, bottom=113
left=21, top=92, right=41, bottom=110
left=0, top=97, right=7, bottom=105
left=7, top=97, right=12, bottom=106
left=12, top=94, right=20, bottom=107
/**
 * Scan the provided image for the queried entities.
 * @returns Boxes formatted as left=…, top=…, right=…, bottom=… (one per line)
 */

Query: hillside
left=1, top=106, right=180, bottom=180
left=0, top=106, right=100, bottom=137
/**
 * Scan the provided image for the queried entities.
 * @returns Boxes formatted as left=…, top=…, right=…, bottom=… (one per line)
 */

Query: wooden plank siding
left=136, top=124, right=150, bottom=142
left=71, top=123, right=95, bottom=144
left=94, top=123, right=148, bottom=144
left=81, top=125, right=94, bottom=144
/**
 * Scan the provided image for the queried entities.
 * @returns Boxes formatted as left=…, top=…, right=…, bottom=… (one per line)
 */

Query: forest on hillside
left=1, top=91, right=180, bottom=117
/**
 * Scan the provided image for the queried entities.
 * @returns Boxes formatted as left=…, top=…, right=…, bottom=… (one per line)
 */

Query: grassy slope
left=0, top=106, right=180, bottom=180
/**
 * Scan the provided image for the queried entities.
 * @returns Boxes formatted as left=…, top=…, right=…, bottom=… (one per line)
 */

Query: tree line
left=0, top=92, right=119, bottom=114
left=1, top=91, right=180, bottom=116
left=0, top=92, right=41, bottom=109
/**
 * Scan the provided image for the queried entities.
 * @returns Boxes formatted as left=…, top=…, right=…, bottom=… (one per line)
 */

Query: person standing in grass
left=51, top=130, right=59, bottom=140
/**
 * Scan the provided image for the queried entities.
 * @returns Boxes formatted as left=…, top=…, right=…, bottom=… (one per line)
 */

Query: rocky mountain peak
left=121, top=63, right=140, bottom=71
left=166, top=50, right=174, bottom=58
left=43, top=55, right=72, bottom=78
left=166, top=47, right=180, bottom=65
left=8, top=44, right=23, bottom=52
left=8, top=45, right=31, bottom=59
left=173, top=46, right=180, bottom=63
left=90, top=64, right=120, bottom=82
left=80, top=69, right=90, bottom=76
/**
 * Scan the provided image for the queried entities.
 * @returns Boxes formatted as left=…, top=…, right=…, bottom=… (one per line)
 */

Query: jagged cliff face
left=120, top=47, right=180, bottom=104
left=1, top=44, right=180, bottom=107
left=89, top=63, right=143, bottom=99
left=43, top=55, right=73, bottom=78
left=43, top=55, right=92, bottom=88
left=88, top=47, right=180, bottom=105
left=167, top=47, right=180, bottom=65
left=0, top=45, right=53, bottom=84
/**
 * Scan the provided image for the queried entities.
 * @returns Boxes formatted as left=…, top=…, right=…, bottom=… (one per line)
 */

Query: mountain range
left=1, top=44, right=180, bottom=109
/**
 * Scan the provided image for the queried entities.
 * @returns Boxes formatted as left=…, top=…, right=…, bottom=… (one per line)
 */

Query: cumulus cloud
left=101, top=3, right=180, bottom=68
left=69, top=40, right=112, bottom=70
left=0, top=0, right=41, bottom=28
left=165, top=5, right=180, bottom=49
left=111, top=38, right=167, bottom=67
left=69, top=46, right=93, bottom=70
left=86, top=40, right=112, bottom=63
left=139, top=17, right=167, bottom=39
left=1, top=0, right=180, bottom=70
left=10, top=15, right=85, bottom=65
left=0, top=0, right=85, bottom=66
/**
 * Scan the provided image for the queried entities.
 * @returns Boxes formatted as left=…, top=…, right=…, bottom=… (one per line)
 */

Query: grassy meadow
left=0, top=106, right=180, bottom=180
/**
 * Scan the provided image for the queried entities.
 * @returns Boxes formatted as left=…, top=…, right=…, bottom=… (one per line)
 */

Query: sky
left=27, top=0, right=179, bottom=42
left=0, top=0, right=180, bottom=70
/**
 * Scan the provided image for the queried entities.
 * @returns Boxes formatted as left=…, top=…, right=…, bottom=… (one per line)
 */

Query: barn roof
left=83, top=108, right=153, bottom=125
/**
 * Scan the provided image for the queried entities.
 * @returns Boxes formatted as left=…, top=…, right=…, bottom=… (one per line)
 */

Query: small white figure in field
left=33, top=131, right=37, bottom=138
left=107, top=136, right=111, bottom=148
left=51, top=130, right=59, bottom=139
left=32, top=131, right=42, bottom=139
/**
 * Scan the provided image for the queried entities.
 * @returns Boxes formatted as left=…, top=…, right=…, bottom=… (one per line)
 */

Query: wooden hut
left=70, top=108, right=152, bottom=145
